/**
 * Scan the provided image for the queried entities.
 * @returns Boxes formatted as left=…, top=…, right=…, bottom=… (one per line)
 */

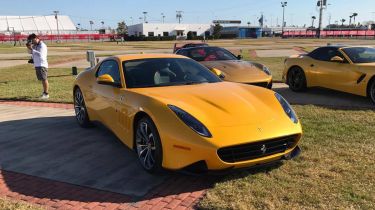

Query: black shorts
left=35, top=67, right=48, bottom=81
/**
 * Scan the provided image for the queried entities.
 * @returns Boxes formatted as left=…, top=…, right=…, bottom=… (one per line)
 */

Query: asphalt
left=0, top=105, right=167, bottom=198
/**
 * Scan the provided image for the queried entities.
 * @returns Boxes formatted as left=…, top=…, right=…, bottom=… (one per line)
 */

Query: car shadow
left=1, top=115, right=280, bottom=203
left=274, top=86, right=374, bottom=110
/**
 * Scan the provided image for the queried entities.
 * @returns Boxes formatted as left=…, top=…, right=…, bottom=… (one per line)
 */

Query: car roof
left=110, top=54, right=187, bottom=61
left=178, top=46, right=220, bottom=51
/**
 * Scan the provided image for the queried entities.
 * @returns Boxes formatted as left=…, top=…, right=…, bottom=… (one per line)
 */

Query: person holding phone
left=26, top=33, right=49, bottom=99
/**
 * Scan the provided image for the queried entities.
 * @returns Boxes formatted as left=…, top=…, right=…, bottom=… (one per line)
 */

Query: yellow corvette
left=175, top=46, right=273, bottom=89
left=283, top=46, right=375, bottom=104
left=73, top=54, right=302, bottom=173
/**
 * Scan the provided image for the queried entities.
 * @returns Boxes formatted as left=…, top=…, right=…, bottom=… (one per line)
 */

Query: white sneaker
left=40, top=93, right=49, bottom=99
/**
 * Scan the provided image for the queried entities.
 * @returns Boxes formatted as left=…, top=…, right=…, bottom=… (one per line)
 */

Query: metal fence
left=282, top=30, right=375, bottom=39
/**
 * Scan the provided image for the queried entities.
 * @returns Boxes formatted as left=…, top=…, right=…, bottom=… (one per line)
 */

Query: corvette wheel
left=370, top=81, right=375, bottom=104
left=135, top=117, right=163, bottom=173
left=288, top=67, right=307, bottom=92
left=74, top=88, right=92, bottom=128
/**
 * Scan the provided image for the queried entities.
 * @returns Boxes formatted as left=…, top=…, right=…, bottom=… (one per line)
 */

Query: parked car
left=283, top=46, right=375, bottom=104
left=175, top=46, right=273, bottom=89
left=73, top=54, right=302, bottom=173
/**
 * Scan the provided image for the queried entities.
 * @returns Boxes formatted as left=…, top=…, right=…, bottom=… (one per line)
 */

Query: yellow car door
left=308, top=47, right=360, bottom=93
left=92, top=59, right=122, bottom=129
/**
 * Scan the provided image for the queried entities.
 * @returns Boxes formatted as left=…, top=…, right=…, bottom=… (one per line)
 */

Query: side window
left=176, top=49, right=188, bottom=57
left=309, top=48, right=331, bottom=61
left=97, top=60, right=121, bottom=84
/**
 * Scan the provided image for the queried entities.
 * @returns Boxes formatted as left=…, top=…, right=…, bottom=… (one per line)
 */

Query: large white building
left=0, top=15, right=76, bottom=34
left=128, top=23, right=212, bottom=37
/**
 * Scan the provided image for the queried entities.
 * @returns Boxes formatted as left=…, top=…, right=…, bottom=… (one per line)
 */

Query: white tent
left=0, top=15, right=76, bottom=34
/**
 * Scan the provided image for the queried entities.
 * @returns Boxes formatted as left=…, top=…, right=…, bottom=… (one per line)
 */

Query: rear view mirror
left=211, top=68, right=225, bottom=79
left=97, top=74, right=121, bottom=87
left=330, top=56, right=344, bottom=63
left=237, top=55, right=243, bottom=60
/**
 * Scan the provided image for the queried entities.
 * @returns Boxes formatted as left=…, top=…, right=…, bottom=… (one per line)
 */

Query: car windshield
left=182, top=47, right=238, bottom=62
left=123, top=58, right=222, bottom=88
left=342, top=47, right=375, bottom=63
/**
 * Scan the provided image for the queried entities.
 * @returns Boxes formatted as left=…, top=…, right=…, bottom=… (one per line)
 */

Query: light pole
left=176, top=11, right=183, bottom=24
left=53, top=11, right=60, bottom=43
left=89, top=20, right=94, bottom=42
left=8, top=26, right=16, bottom=46
left=143, top=12, right=148, bottom=23
left=161, top=13, right=165, bottom=23
left=281, top=2, right=287, bottom=36
left=316, top=0, right=328, bottom=38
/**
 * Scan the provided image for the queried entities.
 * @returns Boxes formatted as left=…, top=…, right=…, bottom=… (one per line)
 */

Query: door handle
left=310, top=64, right=314, bottom=67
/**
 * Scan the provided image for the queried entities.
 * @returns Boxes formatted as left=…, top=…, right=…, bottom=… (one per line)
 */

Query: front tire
left=287, top=67, right=307, bottom=92
left=135, top=117, right=163, bottom=173
left=74, top=88, right=92, bottom=128
left=369, top=80, right=375, bottom=105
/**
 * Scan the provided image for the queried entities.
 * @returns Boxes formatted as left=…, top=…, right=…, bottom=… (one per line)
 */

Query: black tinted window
left=123, top=58, right=221, bottom=88
left=97, top=60, right=121, bottom=84
left=309, top=47, right=345, bottom=62
left=183, top=47, right=237, bottom=62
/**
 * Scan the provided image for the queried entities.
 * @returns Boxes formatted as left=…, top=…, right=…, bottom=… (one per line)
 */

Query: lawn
left=0, top=197, right=43, bottom=210
left=198, top=105, right=375, bottom=210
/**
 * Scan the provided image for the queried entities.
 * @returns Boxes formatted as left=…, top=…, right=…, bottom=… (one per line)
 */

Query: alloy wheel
left=136, top=122, right=156, bottom=170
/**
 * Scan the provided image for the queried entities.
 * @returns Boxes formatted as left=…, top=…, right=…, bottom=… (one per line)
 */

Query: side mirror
left=97, top=74, right=121, bottom=87
left=211, top=68, right=225, bottom=79
left=330, top=56, right=344, bottom=63
left=237, top=55, right=243, bottom=60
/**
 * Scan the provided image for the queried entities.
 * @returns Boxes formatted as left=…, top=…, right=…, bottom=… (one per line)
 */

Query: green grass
left=0, top=197, right=43, bottom=210
left=249, top=57, right=286, bottom=82
left=198, top=105, right=375, bottom=210
left=0, top=65, right=78, bottom=103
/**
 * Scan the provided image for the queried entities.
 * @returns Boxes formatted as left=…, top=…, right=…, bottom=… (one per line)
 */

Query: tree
left=116, top=21, right=128, bottom=36
left=212, top=23, right=223, bottom=39
left=340, top=19, right=346, bottom=26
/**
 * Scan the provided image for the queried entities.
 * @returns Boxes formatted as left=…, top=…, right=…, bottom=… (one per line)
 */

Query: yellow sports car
left=73, top=54, right=302, bottom=173
left=283, top=46, right=375, bottom=104
left=175, top=46, right=273, bottom=89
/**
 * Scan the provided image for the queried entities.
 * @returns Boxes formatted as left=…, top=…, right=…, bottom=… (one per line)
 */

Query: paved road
left=273, top=83, right=374, bottom=109
left=0, top=104, right=167, bottom=198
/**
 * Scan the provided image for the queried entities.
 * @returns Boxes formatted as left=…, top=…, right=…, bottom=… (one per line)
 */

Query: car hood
left=132, top=82, right=285, bottom=127
left=200, top=60, right=270, bottom=83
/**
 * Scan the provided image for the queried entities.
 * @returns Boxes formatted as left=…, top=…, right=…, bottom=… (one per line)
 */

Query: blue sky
left=1, top=0, right=374, bottom=29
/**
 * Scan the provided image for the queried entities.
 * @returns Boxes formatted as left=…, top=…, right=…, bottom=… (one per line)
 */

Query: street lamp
left=281, top=2, right=287, bottom=36
left=161, top=13, right=165, bottom=23
left=143, top=12, right=148, bottom=23
left=53, top=10, right=60, bottom=43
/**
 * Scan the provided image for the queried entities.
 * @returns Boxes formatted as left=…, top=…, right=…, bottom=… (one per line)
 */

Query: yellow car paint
left=74, top=54, right=302, bottom=171
left=283, top=47, right=375, bottom=97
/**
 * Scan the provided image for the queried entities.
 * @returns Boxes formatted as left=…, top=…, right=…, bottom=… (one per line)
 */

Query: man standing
left=26, top=34, right=49, bottom=99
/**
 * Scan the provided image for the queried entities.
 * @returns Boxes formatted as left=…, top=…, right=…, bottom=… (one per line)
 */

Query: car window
left=176, top=49, right=189, bottom=57
left=123, top=58, right=221, bottom=88
left=184, top=47, right=237, bottom=62
left=309, top=47, right=347, bottom=62
left=97, top=60, right=121, bottom=84
left=342, top=47, right=375, bottom=63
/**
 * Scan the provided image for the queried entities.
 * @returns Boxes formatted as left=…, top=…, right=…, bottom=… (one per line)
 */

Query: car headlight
left=168, top=105, right=212, bottom=137
left=262, top=66, right=272, bottom=75
left=275, top=93, right=298, bottom=124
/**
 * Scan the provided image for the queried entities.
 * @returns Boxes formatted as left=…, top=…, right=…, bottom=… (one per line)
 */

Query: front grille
left=249, top=82, right=269, bottom=88
left=217, top=135, right=298, bottom=163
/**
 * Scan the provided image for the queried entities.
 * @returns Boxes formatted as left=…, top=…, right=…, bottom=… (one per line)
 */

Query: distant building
left=221, top=26, right=263, bottom=38
left=127, top=23, right=212, bottom=38
left=0, top=15, right=76, bottom=34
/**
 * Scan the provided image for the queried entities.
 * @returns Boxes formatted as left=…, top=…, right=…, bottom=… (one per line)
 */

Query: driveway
left=273, top=83, right=374, bottom=109
left=0, top=104, right=166, bottom=198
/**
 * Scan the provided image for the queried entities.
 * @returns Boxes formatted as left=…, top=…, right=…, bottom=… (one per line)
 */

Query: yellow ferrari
left=283, top=46, right=375, bottom=104
left=175, top=46, right=273, bottom=89
left=73, top=54, right=302, bottom=173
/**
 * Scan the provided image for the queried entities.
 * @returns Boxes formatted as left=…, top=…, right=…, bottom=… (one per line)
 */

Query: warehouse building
left=0, top=15, right=76, bottom=34
left=127, top=23, right=212, bottom=38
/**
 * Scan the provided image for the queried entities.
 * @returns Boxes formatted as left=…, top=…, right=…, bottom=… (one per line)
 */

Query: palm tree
left=311, top=16, right=316, bottom=28
left=340, top=19, right=346, bottom=26
left=349, top=15, right=353, bottom=26
left=352, top=13, right=358, bottom=25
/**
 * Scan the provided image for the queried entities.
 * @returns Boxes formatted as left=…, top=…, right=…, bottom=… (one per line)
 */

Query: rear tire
left=74, top=88, right=92, bottom=128
left=369, top=80, right=375, bottom=105
left=287, top=67, right=307, bottom=92
left=135, top=116, right=163, bottom=173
